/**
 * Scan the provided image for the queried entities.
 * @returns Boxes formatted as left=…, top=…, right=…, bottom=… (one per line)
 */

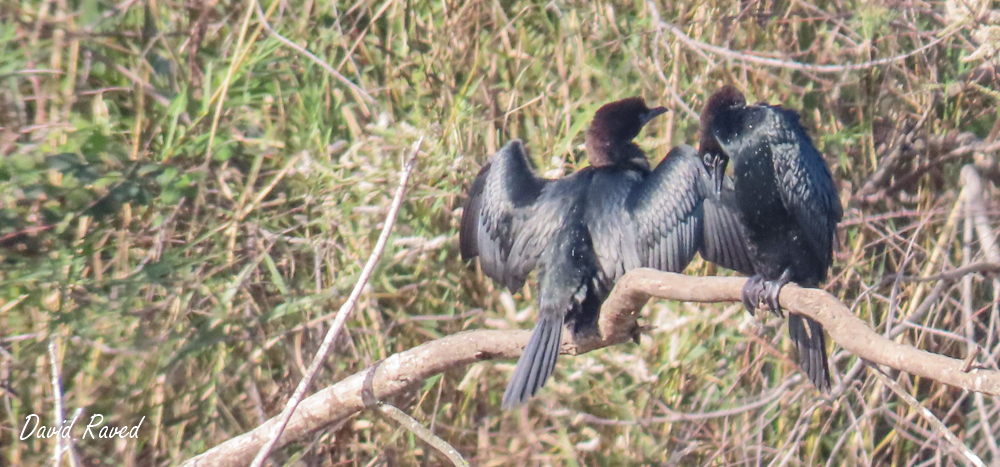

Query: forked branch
left=181, top=269, right=1000, bottom=467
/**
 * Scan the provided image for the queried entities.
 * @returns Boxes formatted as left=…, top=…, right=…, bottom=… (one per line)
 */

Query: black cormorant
left=699, top=85, right=843, bottom=392
left=461, top=97, right=750, bottom=408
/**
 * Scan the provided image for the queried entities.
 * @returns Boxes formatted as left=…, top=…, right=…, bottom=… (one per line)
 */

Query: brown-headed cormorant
left=461, top=97, right=750, bottom=409
left=699, top=85, right=843, bottom=392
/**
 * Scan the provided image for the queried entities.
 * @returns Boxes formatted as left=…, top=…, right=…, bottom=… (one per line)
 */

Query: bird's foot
left=742, top=271, right=793, bottom=318
left=761, top=269, right=793, bottom=319
left=741, top=275, right=767, bottom=316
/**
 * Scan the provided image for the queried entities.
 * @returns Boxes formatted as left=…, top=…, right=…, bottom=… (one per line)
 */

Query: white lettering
left=84, top=414, right=104, bottom=439
left=19, top=414, right=39, bottom=440
left=128, top=416, right=144, bottom=438
left=59, top=418, right=74, bottom=438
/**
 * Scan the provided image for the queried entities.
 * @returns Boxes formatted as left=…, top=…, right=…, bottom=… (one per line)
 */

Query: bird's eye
left=702, top=153, right=714, bottom=166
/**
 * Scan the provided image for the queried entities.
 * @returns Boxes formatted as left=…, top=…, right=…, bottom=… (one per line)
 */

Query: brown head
left=698, top=85, right=746, bottom=154
left=698, top=86, right=746, bottom=194
left=585, top=97, right=667, bottom=169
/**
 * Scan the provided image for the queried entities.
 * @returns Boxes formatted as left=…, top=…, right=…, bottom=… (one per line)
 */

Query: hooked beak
left=706, top=153, right=728, bottom=196
left=639, top=106, right=668, bottom=126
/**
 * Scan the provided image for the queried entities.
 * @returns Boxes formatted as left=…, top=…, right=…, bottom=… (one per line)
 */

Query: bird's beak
left=639, top=106, right=668, bottom=126
left=706, top=153, right=728, bottom=196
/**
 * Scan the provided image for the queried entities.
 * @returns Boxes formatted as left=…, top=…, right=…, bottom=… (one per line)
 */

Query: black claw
left=741, top=275, right=766, bottom=316
left=761, top=269, right=793, bottom=318
left=764, top=281, right=784, bottom=318
left=742, top=294, right=757, bottom=316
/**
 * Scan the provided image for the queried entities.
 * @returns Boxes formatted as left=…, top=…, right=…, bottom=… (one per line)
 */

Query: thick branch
left=603, top=269, right=1000, bottom=394
left=181, top=269, right=1000, bottom=466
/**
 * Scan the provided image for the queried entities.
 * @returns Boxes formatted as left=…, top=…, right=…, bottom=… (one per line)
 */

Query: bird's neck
left=588, top=141, right=650, bottom=171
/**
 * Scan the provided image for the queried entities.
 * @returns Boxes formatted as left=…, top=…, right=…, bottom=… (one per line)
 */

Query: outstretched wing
left=459, top=139, right=552, bottom=291
left=626, top=144, right=705, bottom=273
left=702, top=178, right=755, bottom=275
left=584, top=168, right=644, bottom=286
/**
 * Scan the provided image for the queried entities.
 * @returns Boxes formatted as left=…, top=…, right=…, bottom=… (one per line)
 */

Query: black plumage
left=699, top=85, right=843, bottom=392
left=460, top=97, right=750, bottom=409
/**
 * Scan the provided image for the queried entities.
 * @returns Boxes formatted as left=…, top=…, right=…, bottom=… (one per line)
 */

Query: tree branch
left=181, top=269, right=1000, bottom=467
left=249, top=139, right=420, bottom=467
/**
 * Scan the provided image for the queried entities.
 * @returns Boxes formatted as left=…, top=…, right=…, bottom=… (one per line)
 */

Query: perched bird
left=699, top=85, right=843, bottom=392
left=460, top=97, right=750, bottom=409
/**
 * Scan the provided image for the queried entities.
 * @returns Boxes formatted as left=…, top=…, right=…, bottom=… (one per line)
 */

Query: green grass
left=2, top=0, right=999, bottom=465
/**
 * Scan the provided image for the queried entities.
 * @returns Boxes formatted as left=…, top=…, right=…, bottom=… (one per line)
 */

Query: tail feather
left=502, top=310, right=564, bottom=410
left=788, top=314, right=831, bottom=392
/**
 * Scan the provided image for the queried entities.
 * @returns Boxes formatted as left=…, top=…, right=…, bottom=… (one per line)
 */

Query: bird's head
left=699, top=86, right=746, bottom=195
left=585, top=97, right=667, bottom=168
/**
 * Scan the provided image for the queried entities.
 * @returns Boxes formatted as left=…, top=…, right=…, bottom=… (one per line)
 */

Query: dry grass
left=1, top=0, right=999, bottom=465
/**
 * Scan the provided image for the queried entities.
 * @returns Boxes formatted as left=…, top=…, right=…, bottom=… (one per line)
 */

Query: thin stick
left=48, top=340, right=65, bottom=467
left=374, top=402, right=470, bottom=467
left=869, top=365, right=986, bottom=467
left=961, top=164, right=1000, bottom=459
left=547, top=377, right=796, bottom=426
left=961, top=166, right=1000, bottom=264
left=252, top=0, right=374, bottom=104
left=963, top=183, right=978, bottom=356
left=646, top=0, right=960, bottom=74
left=962, top=346, right=981, bottom=373
left=882, top=262, right=1000, bottom=284
left=249, top=139, right=422, bottom=467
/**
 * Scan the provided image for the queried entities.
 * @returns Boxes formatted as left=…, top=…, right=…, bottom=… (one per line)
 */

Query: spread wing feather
left=702, top=179, right=754, bottom=275
left=626, top=145, right=705, bottom=273
left=459, top=140, right=553, bottom=291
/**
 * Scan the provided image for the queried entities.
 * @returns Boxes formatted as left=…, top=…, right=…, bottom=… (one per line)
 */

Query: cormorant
left=699, top=85, right=843, bottom=392
left=460, top=97, right=750, bottom=409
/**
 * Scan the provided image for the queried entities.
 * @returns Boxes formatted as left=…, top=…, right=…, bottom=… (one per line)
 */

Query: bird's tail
left=501, top=307, right=564, bottom=410
left=788, top=313, right=831, bottom=392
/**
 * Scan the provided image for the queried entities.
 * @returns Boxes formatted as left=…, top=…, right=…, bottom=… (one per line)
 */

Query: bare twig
left=248, top=139, right=421, bottom=467
left=882, top=262, right=1000, bottom=284
left=0, top=69, right=64, bottom=78
left=359, top=358, right=468, bottom=466
left=855, top=140, right=1000, bottom=206
left=961, top=164, right=1000, bottom=459
left=182, top=330, right=533, bottom=467
left=182, top=269, right=1000, bottom=467
left=48, top=340, right=65, bottom=467
left=252, top=0, right=374, bottom=104
left=202, top=0, right=258, bottom=166
left=961, top=165, right=1000, bottom=265
left=547, top=377, right=797, bottom=426
left=645, top=0, right=960, bottom=74
left=963, top=178, right=978, bottom=359
left=963, top=346, right=982, bottom=372
left=869, top=365, right=986, bottom=467
left=45, top=340, right=81, bottom=467
left=373, top=402, right=470, bottom=467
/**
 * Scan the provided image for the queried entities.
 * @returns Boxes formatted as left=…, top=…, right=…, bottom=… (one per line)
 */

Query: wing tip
left=459, top=157, right=496, bottom=262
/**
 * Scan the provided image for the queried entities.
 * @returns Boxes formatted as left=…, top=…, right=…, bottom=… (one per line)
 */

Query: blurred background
left=2, top=0, right=1000, bottom=464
